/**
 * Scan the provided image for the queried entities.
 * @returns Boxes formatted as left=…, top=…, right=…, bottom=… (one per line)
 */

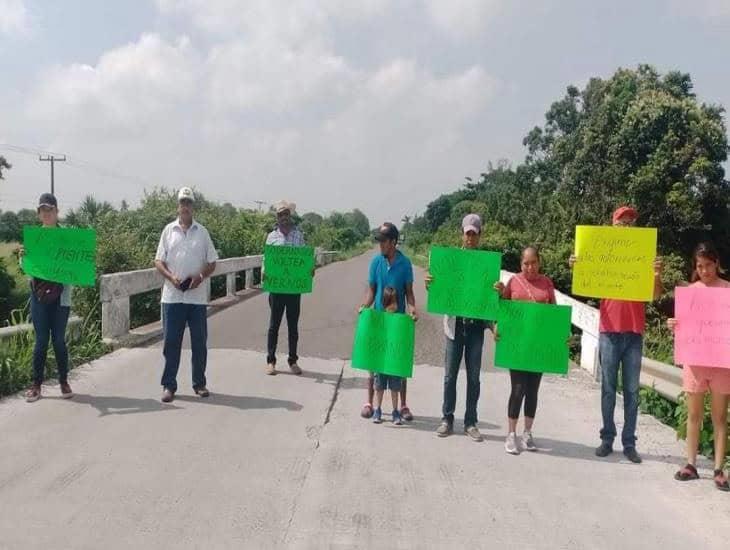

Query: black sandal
left=713, top=469, right=730, bottom=492
left=674, top=464, right=699, bottom=481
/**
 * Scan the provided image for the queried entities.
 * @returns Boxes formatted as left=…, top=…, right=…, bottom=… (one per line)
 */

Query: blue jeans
left=599, top=332, right=643, bottom=448
left=30, top=292, right=70, bottom=386
left=161, top=303, right=208, bottom=392
left=442, top=320, right=485, bottom=427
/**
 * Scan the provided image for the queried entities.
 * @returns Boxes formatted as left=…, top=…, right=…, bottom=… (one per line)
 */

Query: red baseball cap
left=612, top=206, right=638, bottom=224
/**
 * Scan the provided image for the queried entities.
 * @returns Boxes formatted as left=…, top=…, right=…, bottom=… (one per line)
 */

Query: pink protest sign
left=674, top=286, right=730, bottom=368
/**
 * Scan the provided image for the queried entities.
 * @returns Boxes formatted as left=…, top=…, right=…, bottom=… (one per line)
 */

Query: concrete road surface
left=1, top=251, right=729, bottom=549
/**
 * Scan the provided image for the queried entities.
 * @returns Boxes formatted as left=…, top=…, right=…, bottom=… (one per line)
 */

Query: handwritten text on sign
left=674, top=286, right=730, bottom=369
left=494, top=300, right=572, bottom=374
left=263, top=245, right=315, bottom=294
left=572, top=225, right=657, bottom=301
left=351, top=308, right=414, bottom=378
left=23, top=226, right=97, bottom=287
left=427, top=246, right=501, bottom=320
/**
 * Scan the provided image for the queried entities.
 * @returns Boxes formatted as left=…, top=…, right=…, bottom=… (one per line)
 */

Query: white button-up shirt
left=155, top=219, right=218, bottom=305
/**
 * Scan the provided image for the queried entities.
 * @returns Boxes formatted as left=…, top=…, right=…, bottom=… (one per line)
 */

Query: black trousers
left=267, top=293, right=301, bottom=365
left=508, top=370, right=543, bottom=419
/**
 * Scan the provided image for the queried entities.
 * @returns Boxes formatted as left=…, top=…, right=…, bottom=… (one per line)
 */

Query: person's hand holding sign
left=424, top=272, right=433, bottom=290
left=408, top=304, right=418, bottom=322
left=568, top=254, right=577, bottom=269
left=666, top=317, right=678, bottom=332
left=493, top=281, right=505, bottom=297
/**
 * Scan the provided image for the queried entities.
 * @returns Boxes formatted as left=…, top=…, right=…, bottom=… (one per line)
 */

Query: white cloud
left=13, top=2, right=502, bottom=222
left=27, top=34, right=199, bottom=137
left=0, top=0, right=30, bottom=36
left=156, top=0, right=387, bottom=38
left=425, top=0, right=506, bottom=36
left=206, top=38, right=354, bottom=114
left=670, top=0, right=730, bottom=19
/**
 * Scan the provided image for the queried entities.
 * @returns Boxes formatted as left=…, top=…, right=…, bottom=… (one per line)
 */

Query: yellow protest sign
left=572, top=225, right=657, bottom=301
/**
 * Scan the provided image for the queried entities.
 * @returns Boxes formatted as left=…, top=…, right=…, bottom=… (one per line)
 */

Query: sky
left=1, top=0, right=730, bottom=225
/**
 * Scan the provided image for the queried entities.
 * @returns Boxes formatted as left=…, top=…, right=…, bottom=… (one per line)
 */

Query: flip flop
left=714, top=469, right=730, bottom=492
left=674, top=464, right=699, bottom=481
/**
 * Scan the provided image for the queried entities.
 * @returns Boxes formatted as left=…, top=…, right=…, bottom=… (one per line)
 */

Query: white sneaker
left=505, top=432, right=520, bottom=455
left=522, top=431, right=537, bottom=452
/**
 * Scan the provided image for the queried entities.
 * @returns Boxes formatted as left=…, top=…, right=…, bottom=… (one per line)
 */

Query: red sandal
left=674, top=464, right=699, bottom=481
left=713, top=469, right=730, bottom=492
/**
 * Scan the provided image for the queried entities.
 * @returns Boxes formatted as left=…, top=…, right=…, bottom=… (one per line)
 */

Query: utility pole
left=39, top=155, right=66, bottom=195
left=254, top=200, right=266, bottom=212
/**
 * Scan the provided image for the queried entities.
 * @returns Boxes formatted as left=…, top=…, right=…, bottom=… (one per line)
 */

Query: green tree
left=0, top=156, right=10, bottom=180
left=525, top=65, right=730, bottom=261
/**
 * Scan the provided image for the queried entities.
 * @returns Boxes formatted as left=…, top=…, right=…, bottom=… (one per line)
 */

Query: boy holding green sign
left=359, top=222, right=417, bottom=422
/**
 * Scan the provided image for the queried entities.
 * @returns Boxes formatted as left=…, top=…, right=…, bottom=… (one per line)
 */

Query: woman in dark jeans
left=20, top=193, right=73, bottom=403
left=495, top=246, right=557, bottom=454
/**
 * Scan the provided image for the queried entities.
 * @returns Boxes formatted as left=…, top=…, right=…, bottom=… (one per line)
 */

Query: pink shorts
left=682, top=365, right=730, bottom=394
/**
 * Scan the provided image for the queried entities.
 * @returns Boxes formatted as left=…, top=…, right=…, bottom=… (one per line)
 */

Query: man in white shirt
left=154, top=187, right=218, bottom=403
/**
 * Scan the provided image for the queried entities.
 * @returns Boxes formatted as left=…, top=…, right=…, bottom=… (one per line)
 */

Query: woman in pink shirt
left=495, top=246, right=557, bottom=454
left=667, top=242, right=730, bottom=491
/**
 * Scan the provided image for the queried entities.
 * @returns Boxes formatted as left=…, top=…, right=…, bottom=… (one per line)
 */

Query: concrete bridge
left=1, top=251, right=729, bottom=549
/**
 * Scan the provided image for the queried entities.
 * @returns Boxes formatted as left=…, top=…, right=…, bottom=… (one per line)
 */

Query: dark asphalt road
left=202, top=248, right=447, bottom=366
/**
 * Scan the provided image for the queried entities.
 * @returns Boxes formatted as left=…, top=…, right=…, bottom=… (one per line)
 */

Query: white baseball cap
left=178, top=187, right=195, bottom=202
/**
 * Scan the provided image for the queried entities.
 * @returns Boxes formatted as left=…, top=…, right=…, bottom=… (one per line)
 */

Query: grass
left=0, top=305, right=110, bottom=397
left=334, top=240, right=373, bottom=261
left=1, top=241, right=30, bottom=326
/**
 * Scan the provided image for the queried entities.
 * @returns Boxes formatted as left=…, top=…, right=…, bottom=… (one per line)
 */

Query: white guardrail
left=0, top=249, right=338, bottom=347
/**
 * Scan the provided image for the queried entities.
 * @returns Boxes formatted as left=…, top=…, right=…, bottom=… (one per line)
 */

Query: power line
left=39, top=155, right=66, bottom=195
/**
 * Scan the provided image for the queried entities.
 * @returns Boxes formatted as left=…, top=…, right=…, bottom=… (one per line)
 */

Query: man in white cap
left=154, top=187, right=218, bottom=403
left=264, top=200, right=307, bottom=375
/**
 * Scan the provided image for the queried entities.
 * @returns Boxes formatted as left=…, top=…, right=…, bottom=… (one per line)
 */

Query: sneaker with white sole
left=522, top=431, right=537, bottom=452
left=505, top=432, right=520, bottom=455
left=464, top=425, right=484, bottom=442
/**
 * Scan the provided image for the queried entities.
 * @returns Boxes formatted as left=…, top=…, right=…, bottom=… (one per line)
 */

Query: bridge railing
left=0, top=249, right=337, bottom=345
left=499, top=270, right=682, bottom=402
left=100, top=249, right=337, bottom=343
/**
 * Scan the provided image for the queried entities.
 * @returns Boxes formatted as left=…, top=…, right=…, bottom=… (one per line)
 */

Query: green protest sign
left=263, top=245, right=315, bottom=294
left=427, top=246, right=502, bottom=320
left=351, top=308, right=415, bottom=378
left=494, top=300, right=572, bottom=374
left=23, top=226, right=96, bottom=287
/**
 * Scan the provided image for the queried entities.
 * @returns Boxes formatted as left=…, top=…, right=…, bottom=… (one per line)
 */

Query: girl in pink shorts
left=667, top=242, right=730, bottom=492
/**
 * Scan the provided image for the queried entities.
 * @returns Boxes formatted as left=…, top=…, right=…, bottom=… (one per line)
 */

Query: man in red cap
left=570, top=206, right=663, bottom=464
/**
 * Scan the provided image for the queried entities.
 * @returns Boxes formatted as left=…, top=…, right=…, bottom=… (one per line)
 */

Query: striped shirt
left=265, top=226, right=305, bottom=246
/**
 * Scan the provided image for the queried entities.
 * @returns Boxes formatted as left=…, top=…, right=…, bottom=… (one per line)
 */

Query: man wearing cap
left=264, top=200, right=307, bottom=376
left=425, top=214, right=493, bottom=442
left=570, top=206, right=663, bottom=463
left=359, top=222, right=417, bottom=420
left=154, top=187, right=218, bottom=403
